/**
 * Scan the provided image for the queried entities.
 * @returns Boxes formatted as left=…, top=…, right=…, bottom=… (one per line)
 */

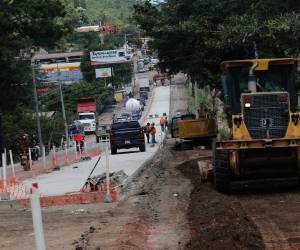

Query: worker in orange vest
left=160, top=116, right=166, bottom=132
left=150, top=122, right=157, bottom=145
left=74, top=131, right=85, bottom=152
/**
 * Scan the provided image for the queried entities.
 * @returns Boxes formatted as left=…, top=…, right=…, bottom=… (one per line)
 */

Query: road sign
left=95, top=68, right=112, bottom=78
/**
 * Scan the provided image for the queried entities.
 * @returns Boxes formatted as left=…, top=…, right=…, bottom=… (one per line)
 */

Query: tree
left=0, top=0, right=70, bottom=153
left=0, top=0, right=69, bottom=112
left=133, top=0, right=300, bottom=87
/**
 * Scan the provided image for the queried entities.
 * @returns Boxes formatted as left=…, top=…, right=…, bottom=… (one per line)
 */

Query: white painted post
left=64, top=144, right=68, bottom=164
left=4, top=148, right=7, bottom=163
left=104, top=144, right=112, bottom=203
left=74, top=142, right=78, bottom=160
left=9, top=150, right=15, bottom=179
left=2, top=153, right=7, bottom=192
left=52, top=146, right=56, bottom=168
left=30, top=185, right=46, bottom=250
left=28, top=148, right=33, bottom=170
left=60, top=137, right=63, bottom=150
left=84, top=140, right=87, bottom=156
left=79, top=142, right=82, bottom=158
left=42, top=146, right=46, bottom=170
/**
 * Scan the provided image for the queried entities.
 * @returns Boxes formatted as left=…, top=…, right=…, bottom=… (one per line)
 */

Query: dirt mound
left=178, top=160, right=264, bottom=250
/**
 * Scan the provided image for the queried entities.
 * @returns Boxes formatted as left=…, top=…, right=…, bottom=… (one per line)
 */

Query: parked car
left=151, top=58, right=159, bottom=66
left=68, top=121, right=84, bottom=136
left=132, top=110, right=142, bottom=120
left=140, top=91, right=148, bottom=100
left=143, top=57, right=150, bottom=65
left=110, top=120, right=146, bottom=154
left=139, top=98, right=146, bottom=106
left=96, top=124, right=111, bottom=143
left=120, top=112, right=132, bottom=120
left=137, top=60, right=145, bottom=73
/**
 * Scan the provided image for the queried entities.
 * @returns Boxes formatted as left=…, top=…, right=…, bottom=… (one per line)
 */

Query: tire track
left=239, top=195, right=300, bottom=250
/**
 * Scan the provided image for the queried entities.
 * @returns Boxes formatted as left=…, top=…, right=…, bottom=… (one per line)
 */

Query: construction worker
left=150, top=122, right=157, bottom=145
left=74, top=130, right=85, bottom=153
left=163, top=112, right=168, bottom=130
left=19, top=133, right=30, bottom=171
left=144, top=122, right=151, bottom=143
left=160, top=115, right=166, bottom=132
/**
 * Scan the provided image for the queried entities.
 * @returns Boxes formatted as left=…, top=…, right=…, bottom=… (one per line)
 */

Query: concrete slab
left=22, top=86, right=170, bottom=197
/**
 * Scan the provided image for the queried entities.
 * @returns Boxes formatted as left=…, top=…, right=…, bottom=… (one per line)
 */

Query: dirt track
left=74, top=78, right=264, bottom=249
left=3, top=76, right=300, bottom=250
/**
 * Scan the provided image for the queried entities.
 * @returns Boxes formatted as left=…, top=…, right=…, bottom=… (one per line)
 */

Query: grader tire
left=214, top=150, right=231, bottom=193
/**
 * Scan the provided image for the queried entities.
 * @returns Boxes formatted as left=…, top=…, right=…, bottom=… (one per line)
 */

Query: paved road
left=23, top=85, right=170, bottom=196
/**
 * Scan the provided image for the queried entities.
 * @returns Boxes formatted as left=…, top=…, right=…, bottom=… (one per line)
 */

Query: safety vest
left=75, top=133, right=84, bottom=142
left=150, top=126, right=156, bottom=134
left=160, top=116, right=165, bottom=125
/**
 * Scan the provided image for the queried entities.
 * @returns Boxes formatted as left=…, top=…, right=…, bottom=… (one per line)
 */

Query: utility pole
left=253, top=41, right=259, bottom=59
left=57, top=65, right=69, bottom=148
left=59, top=82, right=69, bottom=148
left=31, top=64, right=44, bottom=150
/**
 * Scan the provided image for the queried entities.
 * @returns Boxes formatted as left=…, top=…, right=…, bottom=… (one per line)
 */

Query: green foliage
left=197, top=88, right=210, bottom=107
left=0, top=0, right=69, bottom=113
left=113, top=64, right=133, bottom=86
left=187, top=87, right=210, bottom=114
left=2, top=107, right=66, bottom=154
left=43, top=81, right=116, bottom=114
left=133, top=0, right=300, bottom=87
left=0, top=0, right=72, bottom=151
left=84, top=0, right=138, bottom=27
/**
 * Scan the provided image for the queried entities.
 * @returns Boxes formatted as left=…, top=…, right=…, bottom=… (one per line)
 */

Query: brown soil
left=237, top=189, right=300, bottom=249
left=178, top=160, right=264, bottom=249
left=2, top=75, right=299, bottom=250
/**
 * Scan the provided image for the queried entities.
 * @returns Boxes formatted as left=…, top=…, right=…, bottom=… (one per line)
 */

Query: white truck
left=77, top=98, right=96, bottom=133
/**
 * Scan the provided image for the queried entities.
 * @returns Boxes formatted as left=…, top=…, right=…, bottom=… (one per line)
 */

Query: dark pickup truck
left=110, top=120, right=146, bottom=155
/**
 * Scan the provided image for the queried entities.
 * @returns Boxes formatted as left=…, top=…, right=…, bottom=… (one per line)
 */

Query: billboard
left=90, top=49, right=133, bottom=66
left=95, top=68, right=112, bottom=78
left=39, top=62, right=83, bottom=83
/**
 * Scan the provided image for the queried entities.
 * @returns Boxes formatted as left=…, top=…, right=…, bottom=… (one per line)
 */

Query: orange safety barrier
left=17, top=186, right=117, bottom=207
left=0, top=144, right=102, bottom=202
left=14, top=144, right=102, bottom=182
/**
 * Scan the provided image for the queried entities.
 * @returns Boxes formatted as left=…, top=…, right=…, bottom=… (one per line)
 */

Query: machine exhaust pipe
left=248, top=62, right=258, bottom=93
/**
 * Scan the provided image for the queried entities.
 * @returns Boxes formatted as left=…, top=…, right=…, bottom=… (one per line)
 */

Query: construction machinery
left=214, top=58, right=300, bottom=192
left=171, top=112, right=217, bottom=148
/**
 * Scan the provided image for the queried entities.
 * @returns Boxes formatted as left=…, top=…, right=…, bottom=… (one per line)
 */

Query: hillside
left=85, top=0, right=138, bottom=26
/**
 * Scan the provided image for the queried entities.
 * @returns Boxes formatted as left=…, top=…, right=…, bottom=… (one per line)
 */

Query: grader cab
left=214, top=58, right=300, bottom=192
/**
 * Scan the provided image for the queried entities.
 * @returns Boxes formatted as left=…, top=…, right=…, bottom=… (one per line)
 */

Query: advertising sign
left=95, top=68, right=112, bottom=78
left=39, top=62, right=83, bottom=83
left=90, top=49, right=132, bottom=66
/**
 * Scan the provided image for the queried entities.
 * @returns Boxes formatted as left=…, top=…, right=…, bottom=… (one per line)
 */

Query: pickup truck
left=110, top=120, right=145, bottom=155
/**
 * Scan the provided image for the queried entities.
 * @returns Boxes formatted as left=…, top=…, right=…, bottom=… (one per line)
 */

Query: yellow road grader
left=214, top=58, right=300, bottom=192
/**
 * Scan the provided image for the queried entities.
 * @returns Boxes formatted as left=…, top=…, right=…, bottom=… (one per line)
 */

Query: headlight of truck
left=92, top=122, right=96, bottom=127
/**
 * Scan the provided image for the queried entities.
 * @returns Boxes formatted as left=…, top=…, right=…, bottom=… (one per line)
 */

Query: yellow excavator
left=214, top=58, right=300, bottom=192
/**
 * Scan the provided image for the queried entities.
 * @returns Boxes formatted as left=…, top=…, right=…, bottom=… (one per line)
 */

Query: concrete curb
left=119, top=84, right=172, bottom=198
left=118, top=133, right=168, bottom=200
